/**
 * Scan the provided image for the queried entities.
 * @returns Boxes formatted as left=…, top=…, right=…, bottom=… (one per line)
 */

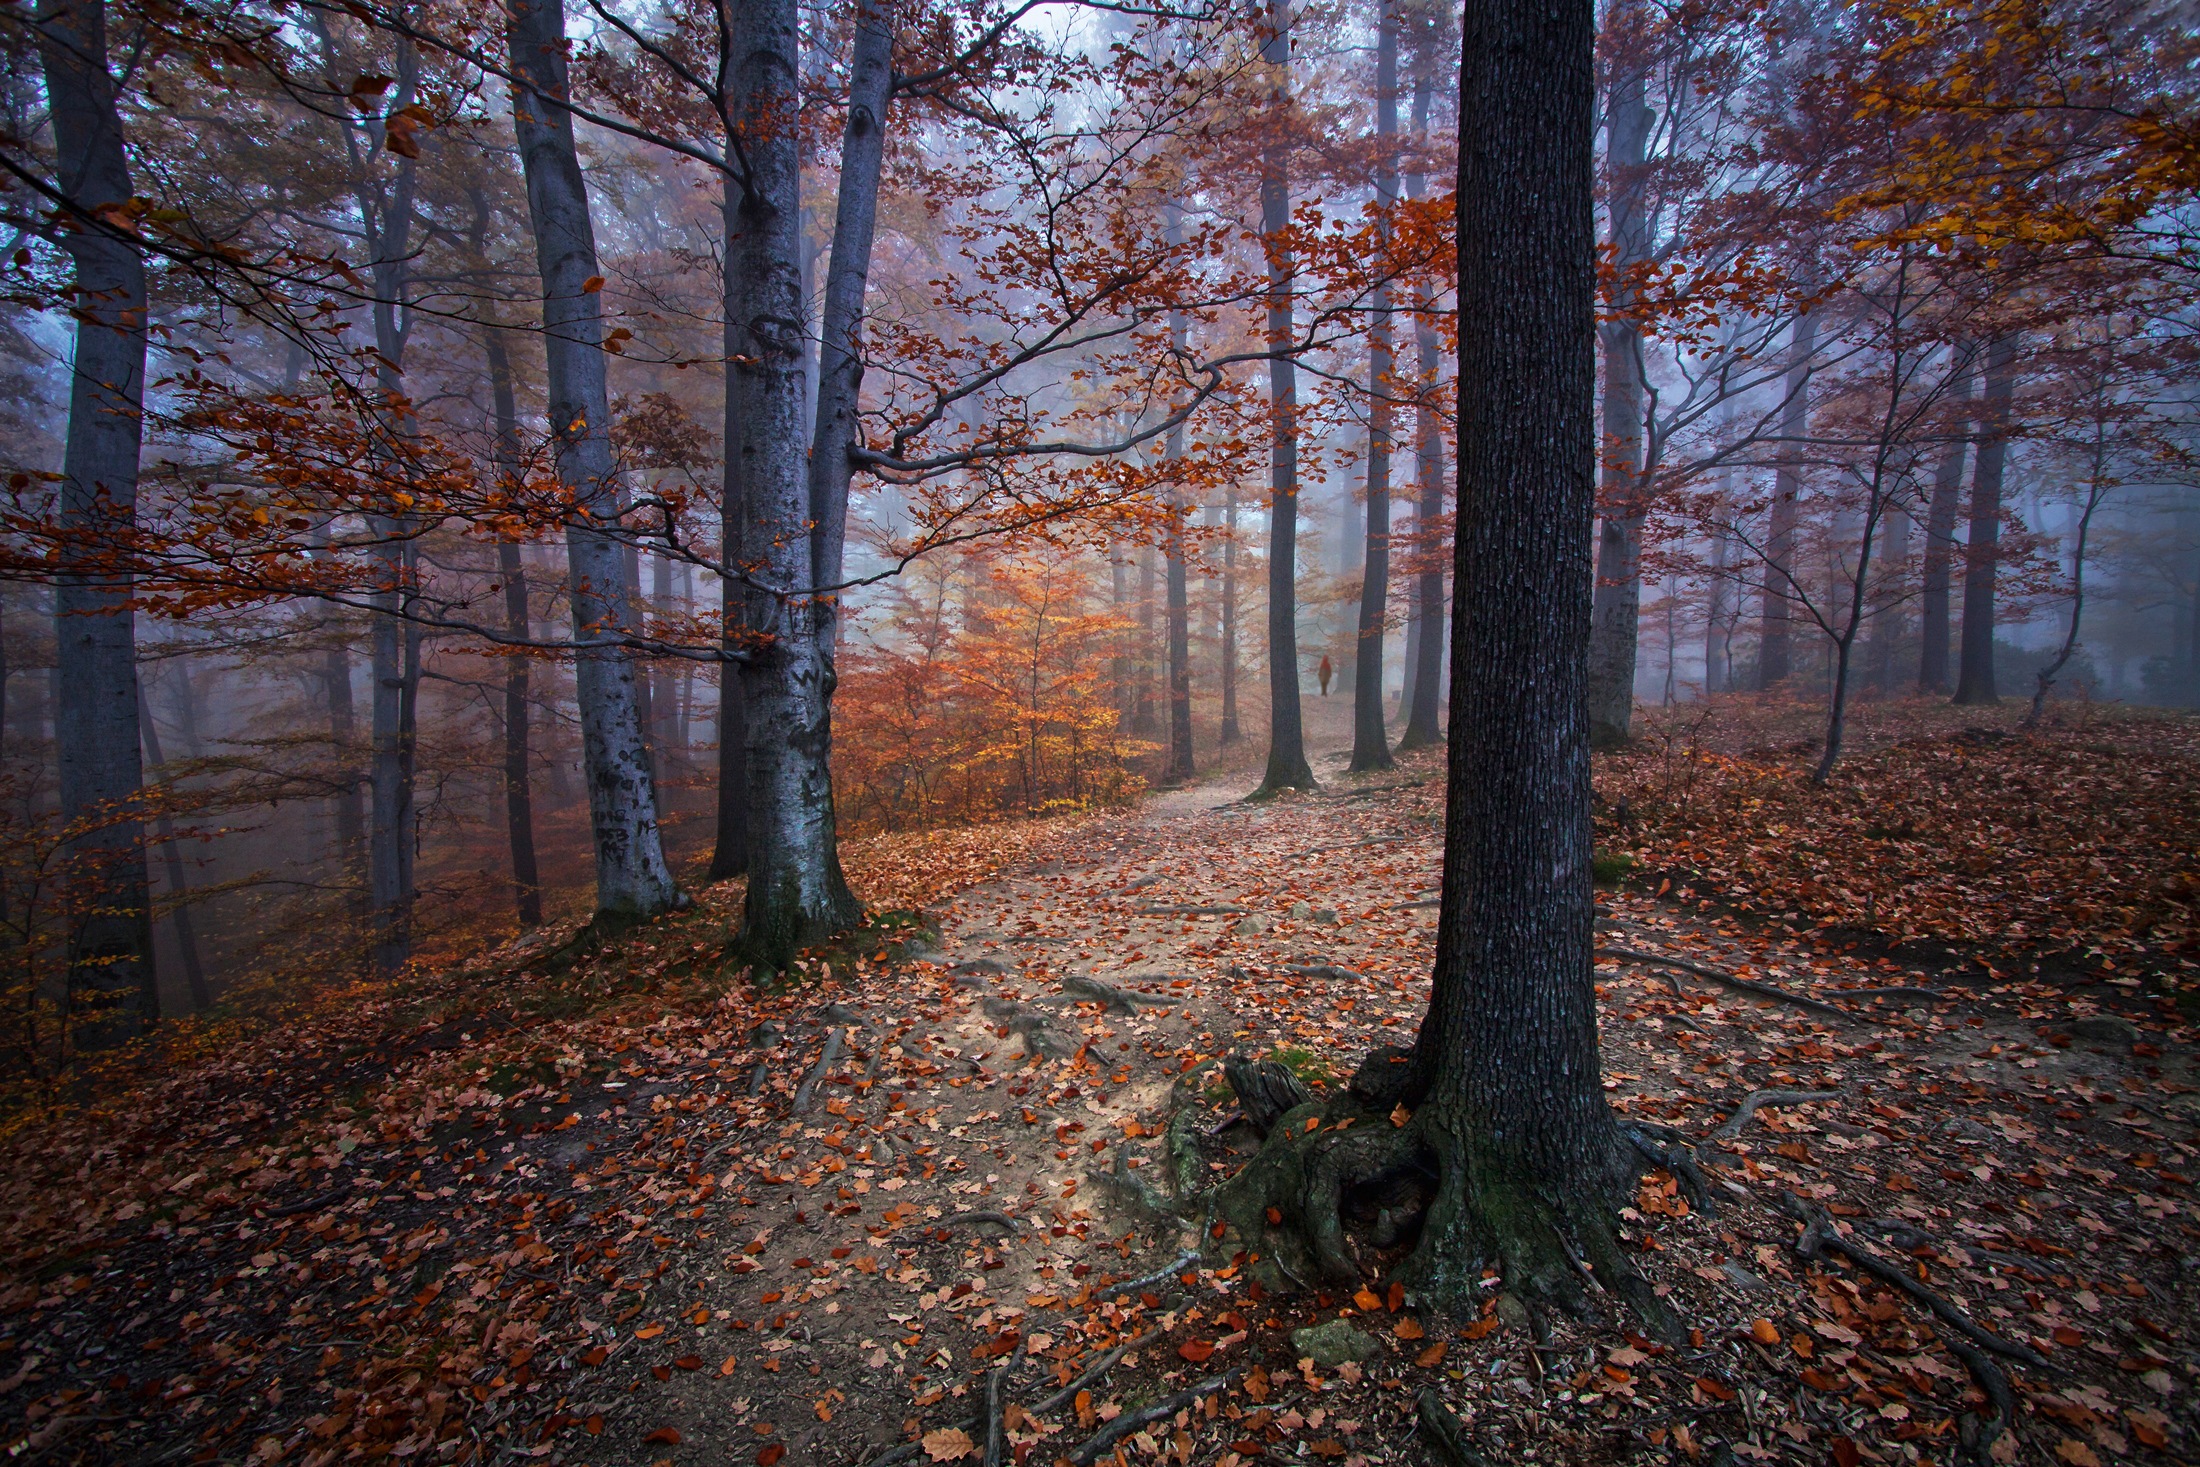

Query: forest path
left=17, top=705, right=2191, bottom=1467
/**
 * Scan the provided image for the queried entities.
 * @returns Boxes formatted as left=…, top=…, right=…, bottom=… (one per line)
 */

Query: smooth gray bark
left=1584, top=25, right=1653, bottom=746
left=40, top=0, right=155, bottom=1043
left=1349, top=0, right=1399, bottom=774
left=728, top=0, right=865, bottom=964
left=1954, top=334, right=2017, bottom=706
left=507, top=0, right=679, bottom=920
left=1256, top=0, right=1314, bottom=794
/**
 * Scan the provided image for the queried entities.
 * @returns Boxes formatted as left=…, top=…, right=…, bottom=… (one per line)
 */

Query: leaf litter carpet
left=2, top=732, right=2195, bottom=1467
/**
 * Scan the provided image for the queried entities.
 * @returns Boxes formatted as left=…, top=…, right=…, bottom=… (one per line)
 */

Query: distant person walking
left=1318, top=655, right=1333, bottom=697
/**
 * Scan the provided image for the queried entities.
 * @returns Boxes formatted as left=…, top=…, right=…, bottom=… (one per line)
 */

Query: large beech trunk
left=1201, top=0, right=1660, bottom=1326
left=40, top=0, right=156, bottom=1043
left=507, top=0, right=678, bottom=922
left=723, top=0, right=882, bottom=966
left=1584, top=22, right=1652, bottom=748
left=1348, top=0, right=1398, bottom=774
left=1954, top=335, right=2017, bottom=706
left=1256, top=0, right=1314, bottom=794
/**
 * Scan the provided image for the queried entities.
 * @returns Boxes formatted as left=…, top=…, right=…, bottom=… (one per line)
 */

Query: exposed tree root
left=1066, top=1371, right=1238, bottom=1466
left=1597, top=946, right=1855, bottom=1019
left=1415, top=1388, right=1497, bottom=1467
left=1712, top=1088, right=1842, bottom=1139
left=1059, top=974, right=1178, bottom=1014
left=791, top=1027, right=845, bottom=1113
left=1777, top=1191, right=2039, bottom=1462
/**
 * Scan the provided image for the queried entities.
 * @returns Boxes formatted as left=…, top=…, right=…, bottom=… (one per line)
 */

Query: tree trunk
left=1257, top=0, right=1314, bottom=794
left=40, top=0, right=156, bottom=1043
left=1704, top=501, right=1733, bottom=694
left=1161, top=239, right=1195, bottom=785
left=1953, top=334, right=2017, bottom=706
left=1134, top=547, right=1159, bottom=736
left=1221, top=483, right=1242, bottom=745
left=137, top=678, right=210, bottom=1012
left=484, top=329, right=544, bottom=928
left=1398, top=59, right=1446, bottom=752
left=507, top=0, right=679, bottom=921
left=1584, top=21, right=1652, bottom=747
left=1757, top=313, right=1815, bottom=690
left=1208, top=0, right=1657, bottom=1325
left=1916, top=362, right=1972, bottom=694
left=710, top=169, right=750, bottom=881
left=1349, top=0, right=1399, bottom=774
left=728, top=0, right=867, bottom=966
left=1865, top=495, right=1911, bottom=695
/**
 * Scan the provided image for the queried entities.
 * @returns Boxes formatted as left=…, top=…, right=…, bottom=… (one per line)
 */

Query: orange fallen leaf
left=1178, top=1339, right=1216, bottom=1363
left=644, top=1427, right=682, bottom=1445
left=1749, top=1318, right=1780, bottom=1346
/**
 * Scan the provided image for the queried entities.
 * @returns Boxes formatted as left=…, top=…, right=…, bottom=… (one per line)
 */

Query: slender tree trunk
left=2025, top=428, right=2107, bottom=726
left=650, top=542, right=673, bottom=771
left=1257, top=0, right=1314, bottom=793
left=1349, top=0, right=1400, bottom=773
left=1161, top=231, right=1195, bottom=784
left=1134, top=547, right=1159, bottom=736
left=1221, top=483, right=1242, bottom=745
left=1704, top=502, right=1733, bottom=694
left=40, top=0, right=155, bottom=1042
left=1398, top=63, right=1446, bottom=751
left=507, top=0, right=679, bottom=921
left=1585, top=20, right=1652, bottom=746
left=1110, top=550, right=1132, bottom=725
left=729, top=0, right=869, bottom=965
left=1917, top=363, right=1972, bottom=694
left=136, top=678, right=210, bottom=1012
left=484, top=330, right=543, bottom=927
left=1757, top=313, right=1815, bottom=690
left=1865, top=495, right=1911, bottom=695
left=1954, top=334, right=2017, bottom=706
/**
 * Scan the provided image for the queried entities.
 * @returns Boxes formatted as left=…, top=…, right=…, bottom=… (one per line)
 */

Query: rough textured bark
left=729, top=0, right=869, bottom=965
left=709, top=166, right=749, bottom=881
left=1256, top=0, right=1314, bottom=794
left=1584, top=25, right=1652, bottom=747
left=40, top=0, right=155, bottom=1042
left=1349, top=0, right=1399, bottom=774
left=1134, top=548, right=1159, bottom=736
left=484, top=330, right=543, bottom=928
left=1398, top=53, right=1446, bottom=752
left=1954, top=335, right=2017, bottom=706
left=1206, top=0, right=1655, bottom=1324
left=507, top=0, right=679, bottom=920
left=1757, top=314, right=1815, bottom=690
left=1916, top=365, right=1972, bottom=695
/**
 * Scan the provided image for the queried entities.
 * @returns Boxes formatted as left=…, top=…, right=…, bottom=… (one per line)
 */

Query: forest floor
left=1, top=694, right=2196, bottom=1467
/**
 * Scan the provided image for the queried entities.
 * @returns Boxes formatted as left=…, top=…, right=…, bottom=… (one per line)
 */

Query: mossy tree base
left=1176, top=1085, right=1680, bottom=1340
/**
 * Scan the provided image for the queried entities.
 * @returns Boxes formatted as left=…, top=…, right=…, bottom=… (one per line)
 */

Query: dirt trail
left=4, top=702, right=2193, bottom=1467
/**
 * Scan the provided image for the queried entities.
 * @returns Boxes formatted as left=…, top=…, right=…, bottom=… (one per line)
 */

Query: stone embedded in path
left=1291, top=1319, right=1379, bottom=1368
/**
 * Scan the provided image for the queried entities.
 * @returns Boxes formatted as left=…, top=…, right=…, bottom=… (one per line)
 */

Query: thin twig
left=1068, top=1371, right=1237, bottom=1465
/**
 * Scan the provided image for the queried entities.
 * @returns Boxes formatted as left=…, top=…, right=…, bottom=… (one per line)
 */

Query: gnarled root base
left=1196, top=1092, right=1681, bottom=1341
